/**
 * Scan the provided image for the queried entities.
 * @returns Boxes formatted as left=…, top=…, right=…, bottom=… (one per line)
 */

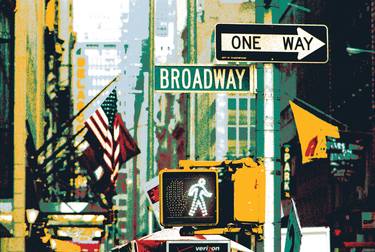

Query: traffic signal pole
left=256, top=1, right=281, bottom=251
left=146, top=0, right=155, bottom=238
left=187, top=0, right=197, bottom=160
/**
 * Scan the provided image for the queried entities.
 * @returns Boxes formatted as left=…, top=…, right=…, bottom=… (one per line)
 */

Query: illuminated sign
left=327, top=137, right=363, bottom=161
left=159, top=169, right=218, bottom=227
left=282, top=144, right=291, bottom=199
left=188, top=178, right=213, bottom=217
left=362, top=212, right=375, bottom=229
left=75, top=56, right=86, bottom=133
left=327, top=136, right=365, bottom=183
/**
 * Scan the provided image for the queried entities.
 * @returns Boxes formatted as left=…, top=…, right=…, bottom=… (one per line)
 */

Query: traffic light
left=159, top=169, right=219, bottom=227
left=232, top=161, right=265, bottom=223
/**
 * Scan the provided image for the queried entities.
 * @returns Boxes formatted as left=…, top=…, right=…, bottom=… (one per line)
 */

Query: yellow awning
left=290, top=100, right=340, bottom=164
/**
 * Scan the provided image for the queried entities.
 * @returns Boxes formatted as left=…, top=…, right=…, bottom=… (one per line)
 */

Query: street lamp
left=346, top=47, right=375, bottom=55
left=26, top=208, right=39, bottom=237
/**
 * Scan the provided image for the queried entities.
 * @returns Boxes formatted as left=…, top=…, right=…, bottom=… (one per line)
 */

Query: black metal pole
left=35, top=75, right=120, bottom=156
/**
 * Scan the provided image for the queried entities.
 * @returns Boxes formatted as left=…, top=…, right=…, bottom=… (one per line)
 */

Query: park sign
left=154, top=65, right=254, bottom=93
left=216, top=23, right=329, bottom=63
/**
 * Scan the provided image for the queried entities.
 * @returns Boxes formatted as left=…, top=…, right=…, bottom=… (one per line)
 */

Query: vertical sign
left=75, top=56, right=86, bottom=133
left=282, top=145, right=292, bottom=199
left=285, top=199, right=302, bottom=252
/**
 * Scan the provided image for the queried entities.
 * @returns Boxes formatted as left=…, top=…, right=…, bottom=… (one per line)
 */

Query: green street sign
left=285, top=199, right=302, bottom=252
left=154, top=65, right=253, bottom=93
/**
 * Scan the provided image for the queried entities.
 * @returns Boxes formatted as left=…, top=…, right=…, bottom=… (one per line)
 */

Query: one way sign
left=216, top=23, right=329, bottom=63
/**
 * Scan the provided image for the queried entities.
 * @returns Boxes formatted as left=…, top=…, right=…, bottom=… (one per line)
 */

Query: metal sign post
left=254, top=2, right=282, bottom=251
left=263, top=61, right=278, bottom=252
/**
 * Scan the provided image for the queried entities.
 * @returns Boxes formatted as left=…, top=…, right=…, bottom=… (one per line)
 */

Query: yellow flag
left=290, top=101, right=340, bottom=164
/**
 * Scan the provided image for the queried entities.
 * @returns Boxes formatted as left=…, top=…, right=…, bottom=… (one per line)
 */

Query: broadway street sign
left=154, top=65, right=255, bottom=93
left=216, top=23, right=329, bottom=63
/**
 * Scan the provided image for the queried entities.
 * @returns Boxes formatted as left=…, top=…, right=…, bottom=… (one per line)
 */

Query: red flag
left=78, top=146, right=115, bottom=208
left=111, top=113, right=140, bottom=182
left=79, top=146, right=104, bottom=182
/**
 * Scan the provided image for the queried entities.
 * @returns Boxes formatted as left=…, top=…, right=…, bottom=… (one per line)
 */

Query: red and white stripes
left=111, top=115, right=121, bottom=182
left=85, top=107, right=114, bottom=173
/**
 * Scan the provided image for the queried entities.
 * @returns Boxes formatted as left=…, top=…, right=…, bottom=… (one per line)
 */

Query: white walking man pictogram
left=188, top=178, right=212, bottom=216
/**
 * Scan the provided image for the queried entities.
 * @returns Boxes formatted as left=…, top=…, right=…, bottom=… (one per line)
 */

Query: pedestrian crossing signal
left=159, top=169, right=219, bottom=227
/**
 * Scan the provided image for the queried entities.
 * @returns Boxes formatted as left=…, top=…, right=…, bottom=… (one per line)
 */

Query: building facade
left=0, top=0, right=45, bottom=251
left=193, top=0, right=257, bottom=161
left=279, top=0, right=375, bottom=250
left=0, top=0, right=15, bottom=247
left=0, top=0, right=76, bottom=251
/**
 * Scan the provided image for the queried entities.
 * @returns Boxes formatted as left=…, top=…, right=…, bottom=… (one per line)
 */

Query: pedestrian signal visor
left=159, top=169, right=219, bottom=227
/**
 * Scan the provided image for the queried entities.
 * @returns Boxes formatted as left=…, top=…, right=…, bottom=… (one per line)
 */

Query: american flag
left=85, top=89, right=117, bottom=175
left=84, top=89, right=140, bottom=184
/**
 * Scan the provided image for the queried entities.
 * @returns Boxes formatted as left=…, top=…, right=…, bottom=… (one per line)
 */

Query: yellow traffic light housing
left=159, top=157, right=265, bottom=233
left=232, top=160, right=265, bottom=223
left=159, top=169, right=219, bottom=227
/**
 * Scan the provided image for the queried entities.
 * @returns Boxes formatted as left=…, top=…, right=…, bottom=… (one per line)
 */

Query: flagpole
left=68, top=75, right=119, bottom=129
left=35, top=75, right=120, bottom=156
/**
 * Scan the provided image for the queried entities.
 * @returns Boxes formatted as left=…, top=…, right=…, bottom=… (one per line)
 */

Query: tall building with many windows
left=73, top=1, right=132, bottom=247
left=192, top=0, right=257, bottom=161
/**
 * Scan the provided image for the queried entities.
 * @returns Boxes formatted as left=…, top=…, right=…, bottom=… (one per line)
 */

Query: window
left=228, top=99, right=236, bottom=110
left=239, top=98, right=247, bottom=110
left=227, top=95, right=256, bottom=158
left=228, top=127, right=236, bottom=140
